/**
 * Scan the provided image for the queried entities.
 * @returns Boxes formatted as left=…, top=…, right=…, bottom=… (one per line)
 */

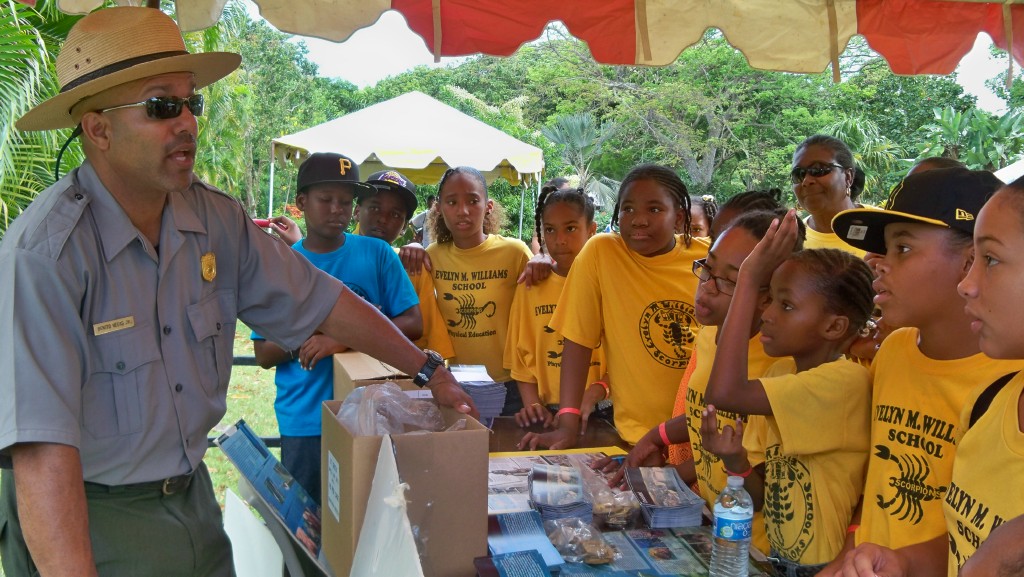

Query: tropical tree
left=0, top=0, right=81, bottom=237
left=541, top=112, right=616, bottom=200
left=917, top=106, right=1024, bottom=172
left=821, top=116, right=904, bottom=204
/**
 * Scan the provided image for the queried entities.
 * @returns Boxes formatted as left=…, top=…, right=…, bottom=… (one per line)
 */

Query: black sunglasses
left=790, top=162, right=846, bottom=184
left=96, top=94, right=205, bottom=120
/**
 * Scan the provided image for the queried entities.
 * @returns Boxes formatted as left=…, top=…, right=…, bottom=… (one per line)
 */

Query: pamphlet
left=488, top=510, right=565, bottom=568
left=215, top=420, right=322, bottom=562
left=488, top=451, right=626, bottom=515
left=625, top=467, right=704, bottom=528
left=557, top=527, right=772, bottom=576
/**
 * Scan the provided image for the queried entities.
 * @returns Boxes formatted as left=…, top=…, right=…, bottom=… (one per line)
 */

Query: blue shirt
left=252, top=234, right=418, bottom=436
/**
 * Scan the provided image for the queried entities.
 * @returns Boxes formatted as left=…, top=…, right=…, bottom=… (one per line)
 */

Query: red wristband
left=847, top=524, right=860, bottom=533
left=725, top=466, right=752, bottom=478
left=658, top=422, right=671, bottom=446
left=592, top=380, right=610, bottom=400
left=556, top=407, right=581, bottom=418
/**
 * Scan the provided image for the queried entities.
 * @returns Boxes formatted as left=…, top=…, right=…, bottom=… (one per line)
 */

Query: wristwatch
left=413, top=349, right=444, bottom=387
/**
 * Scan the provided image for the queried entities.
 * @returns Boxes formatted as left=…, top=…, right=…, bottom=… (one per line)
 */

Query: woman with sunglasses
left=791, top=135, right=870, bottom=258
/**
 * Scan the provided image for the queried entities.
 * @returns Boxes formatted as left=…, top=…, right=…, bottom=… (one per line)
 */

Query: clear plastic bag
left=590, top=488, right=641, bottom=530
left=544, top=518, right=620, bottom=565
left=335, top=382, right=445, bottom=436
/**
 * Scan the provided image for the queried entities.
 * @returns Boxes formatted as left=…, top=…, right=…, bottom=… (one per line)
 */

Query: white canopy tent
left=268, top=91, right=545, bottom=235
left=995, top=157, right=1024, bottom=184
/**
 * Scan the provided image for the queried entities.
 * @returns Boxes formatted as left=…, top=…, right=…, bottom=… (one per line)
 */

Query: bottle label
left=714, top=516, right=752, bottom=541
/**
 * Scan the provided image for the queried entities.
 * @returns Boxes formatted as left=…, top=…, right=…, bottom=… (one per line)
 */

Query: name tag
left=93, top=316, right=135, bottom=336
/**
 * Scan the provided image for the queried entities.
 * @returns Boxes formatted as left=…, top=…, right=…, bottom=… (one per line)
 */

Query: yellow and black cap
left=833, top=167, right=1003, bottom=255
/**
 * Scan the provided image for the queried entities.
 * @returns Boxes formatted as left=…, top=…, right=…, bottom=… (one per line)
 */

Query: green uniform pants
left=1, top=463, right=234, bottom=576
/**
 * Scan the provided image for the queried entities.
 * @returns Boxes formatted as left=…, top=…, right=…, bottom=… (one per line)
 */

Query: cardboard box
left=321, top=387, right=489, bottom=576
left=332, top=350, right=409, bottom=400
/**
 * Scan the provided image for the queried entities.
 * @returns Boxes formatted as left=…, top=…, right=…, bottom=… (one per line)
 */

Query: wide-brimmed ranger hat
left=16, top=7, right=241, bottom=131
left=296, top=153, right=375, bottom=196
left=363, top=170, right=419, bottom=219
left=833, top=167, right=1004, bottom=255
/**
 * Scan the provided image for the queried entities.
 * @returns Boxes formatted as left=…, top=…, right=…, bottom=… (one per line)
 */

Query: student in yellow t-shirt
left=518, top=164, right=708, bottom=450
left=701, top=211, right=875, bottom=572
left=821, top=168, right=1024, bottom=577
left=505, top=186, right=607, bottom=429
left=943, top=176, right=1024, bottom=577
left=400, top=167, right=531, bottom=415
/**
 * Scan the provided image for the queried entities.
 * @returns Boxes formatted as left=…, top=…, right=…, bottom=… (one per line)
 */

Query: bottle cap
left=727, top=476, right=745, bottom=487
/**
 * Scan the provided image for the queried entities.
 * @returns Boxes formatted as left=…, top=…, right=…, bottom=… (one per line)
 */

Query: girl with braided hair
left=702, top=211, right=876, bottom=574
left=505, top=185, right=607, bottom=429
left=519, top=164, right=708, bottom=450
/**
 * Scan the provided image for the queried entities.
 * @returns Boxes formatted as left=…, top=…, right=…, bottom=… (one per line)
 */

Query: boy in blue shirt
left=252, top=153, right=421, bottom=503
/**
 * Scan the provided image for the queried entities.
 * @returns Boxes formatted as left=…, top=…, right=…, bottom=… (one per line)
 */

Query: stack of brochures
left=528, top=464, right=592, bottom=521
left=450, top=364, right=507, bottom=426
left=625, top=467, right=704, bottom=529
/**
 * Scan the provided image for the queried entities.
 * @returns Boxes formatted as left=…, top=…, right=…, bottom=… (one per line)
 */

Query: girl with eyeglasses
left=792, top=135, right=871, bottom=258
left=702, top=212, right=876, bottom=574
left=593, top=208, right=802, bottom=556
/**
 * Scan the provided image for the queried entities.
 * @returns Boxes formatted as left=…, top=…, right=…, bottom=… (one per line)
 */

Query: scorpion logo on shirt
left=763, top=444, right=814, bottom=560
left=639, top=300, right=699, bottom=369
left=443, top=292, right=496, bottom=329
left=874, top=444, right=946, bottom=525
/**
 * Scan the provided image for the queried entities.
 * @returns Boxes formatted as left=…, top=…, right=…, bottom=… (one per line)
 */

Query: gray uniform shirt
left=0, top=162, right=343, bottom=485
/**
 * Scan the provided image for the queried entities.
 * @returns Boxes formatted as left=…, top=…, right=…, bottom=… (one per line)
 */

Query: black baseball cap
left=363, top=170, right=418, bottom=219
left=296, top=152, right=374, bottom=196
left=833, top=167, right=1003, bottom=254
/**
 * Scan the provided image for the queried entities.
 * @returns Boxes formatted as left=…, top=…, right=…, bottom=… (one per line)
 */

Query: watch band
left=413, top=349, right=443, bottom=387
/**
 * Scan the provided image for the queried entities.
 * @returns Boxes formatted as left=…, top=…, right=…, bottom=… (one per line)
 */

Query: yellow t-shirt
left=674, top=326, right=776, bottom=555
left=743, top=358, right=871, bottom=565
left=426, top=235, right=531, bottom=382
left=550, top=233, right=708, bottom=444
left=944, top=372, right=1024, bottom=576
left=398, top=247, right=455, bottom=360
left=504, top=273, right=605, bottom=405
left=680, top=326, right=776, bottom=504
left=856, top=327, right=1024, bottom=550
left=802, top=215, right=868, bottom=258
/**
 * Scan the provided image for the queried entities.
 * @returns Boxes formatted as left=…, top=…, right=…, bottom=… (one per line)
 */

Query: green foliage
left=0, top=0, right=82, bottom=236
left=3, top=7, right=1019, bottom=242
left=918, top=106, right=1024, bottom=172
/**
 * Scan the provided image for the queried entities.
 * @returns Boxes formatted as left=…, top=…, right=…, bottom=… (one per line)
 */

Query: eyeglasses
left=692, top=258, right=736, bottom=295
left=790, top=163, right=846, bottom=184
left=96, top=94, right=204, bottom=120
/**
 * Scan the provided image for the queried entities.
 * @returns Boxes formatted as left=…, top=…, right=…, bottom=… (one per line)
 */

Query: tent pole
left=267, top=145, right=276, bottom=219
left=518, top=179, right=526, bottom=239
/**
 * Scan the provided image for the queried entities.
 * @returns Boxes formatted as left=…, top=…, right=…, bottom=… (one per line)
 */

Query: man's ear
left=295, top=193, right=307, bottom=211
left=79, top=112, right=113, bottom=151
left=823, top=314, right=850, bottom=342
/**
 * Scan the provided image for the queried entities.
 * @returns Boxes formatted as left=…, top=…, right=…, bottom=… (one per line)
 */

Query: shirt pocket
left=84, top=324, right=158, bottom=439
left=186, top=290, right=237, bottom=395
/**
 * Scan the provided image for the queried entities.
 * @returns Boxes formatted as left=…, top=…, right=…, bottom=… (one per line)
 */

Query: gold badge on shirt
left=201, top=252, right=216, bottom=282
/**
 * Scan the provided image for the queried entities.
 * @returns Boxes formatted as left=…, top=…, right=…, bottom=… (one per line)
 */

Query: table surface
left=487, top=417, right=631, bottom=453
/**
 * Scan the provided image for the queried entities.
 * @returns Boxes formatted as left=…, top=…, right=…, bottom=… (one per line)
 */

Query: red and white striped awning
left=21, top=0, right=1024, bottom=77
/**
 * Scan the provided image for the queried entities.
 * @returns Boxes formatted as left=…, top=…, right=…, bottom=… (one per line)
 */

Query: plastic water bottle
left=709, top=475, right=753, bottom=577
